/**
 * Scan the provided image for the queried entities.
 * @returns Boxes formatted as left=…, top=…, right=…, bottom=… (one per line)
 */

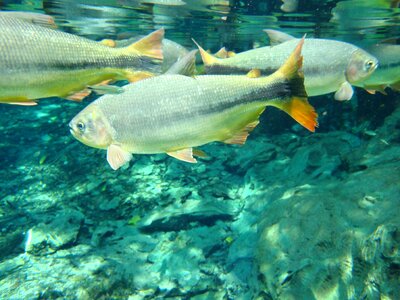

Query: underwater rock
left=138, top=199, right=240, bottom=233
left=255, top=139, right=400, bottom=299
left=25, top=210, right=84, bottom=255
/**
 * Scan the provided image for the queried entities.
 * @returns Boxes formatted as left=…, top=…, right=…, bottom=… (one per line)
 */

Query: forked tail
left=266, top=36, right=318, bottom=132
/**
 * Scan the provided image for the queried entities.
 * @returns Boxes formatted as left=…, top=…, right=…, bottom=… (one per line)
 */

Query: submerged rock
left=138, top=199, right=241, bottom=233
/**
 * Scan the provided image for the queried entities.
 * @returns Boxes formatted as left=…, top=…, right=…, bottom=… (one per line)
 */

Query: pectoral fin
left=334, top=82, right=354, bottom=101
left=107, top=144, right=133, bottom=170
left=167, top=148, right=197, bottom=163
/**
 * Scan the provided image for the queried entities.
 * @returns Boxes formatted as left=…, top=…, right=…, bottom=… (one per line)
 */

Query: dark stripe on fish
left=155, top=79, right=298, bottom=125
left=205, top=64, right=276, bottom=76
left=2, top=55, right=161, bottom=73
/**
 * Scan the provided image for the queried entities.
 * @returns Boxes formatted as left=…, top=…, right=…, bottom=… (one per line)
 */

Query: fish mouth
left=68, top=122, right=76, bottom=136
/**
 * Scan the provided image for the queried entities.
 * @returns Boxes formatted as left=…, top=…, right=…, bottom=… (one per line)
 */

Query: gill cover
left=69, top=105, right=113, bottom=149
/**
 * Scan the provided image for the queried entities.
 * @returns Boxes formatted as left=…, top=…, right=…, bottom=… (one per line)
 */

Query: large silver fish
left=196, top=29, right=378, bottom=101
left=70, top=38, right=318, bottom=170
left=0, top=12, right=164, bottom=105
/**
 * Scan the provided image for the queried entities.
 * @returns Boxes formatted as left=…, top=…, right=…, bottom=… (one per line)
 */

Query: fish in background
left=359, top=43, right=400, bottom=94
left=263, top=29, right=400, bottom=95
left=280, top=0, right=298, bottom=12
left=330, top=0, right=399, bottom=42
left=70, top=38, right=318, bottom=170
left=0, top=11, right=57, bottom=28
left=195, top=29, right=378, bottom=101
left=0, top=12, right=164, bottom=106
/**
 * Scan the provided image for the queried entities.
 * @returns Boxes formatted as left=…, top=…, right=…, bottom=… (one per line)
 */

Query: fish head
left=69, top=105, right=113, bottom=149
left=346, top=49, right=378, bottom=84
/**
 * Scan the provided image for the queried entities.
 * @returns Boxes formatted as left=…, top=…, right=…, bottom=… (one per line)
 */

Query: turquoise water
left=0, top=1, right=399, bottom=299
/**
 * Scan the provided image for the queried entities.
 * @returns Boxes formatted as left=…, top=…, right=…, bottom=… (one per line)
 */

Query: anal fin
left=223, top=120, right=260, bottom=145
left=167, top=148, right=197, bottom=163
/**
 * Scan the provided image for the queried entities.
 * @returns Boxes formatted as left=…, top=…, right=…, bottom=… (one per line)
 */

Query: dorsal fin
left=215, top=47, right=229, bottom=58
left=124, top=28, right=164, bottom=60
left=263, top=29, right=296, bottom=46
left=165, top=50, right=198, bottom=76
left=192, top=39, right=219, bottom=66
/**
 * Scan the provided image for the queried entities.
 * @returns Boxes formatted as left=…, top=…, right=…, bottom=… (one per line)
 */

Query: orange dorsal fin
left=192, top=39, right=219, bottom=66
left=125, top=28, right=164, bottom=60
left=167, top=148, right=197, bottom=163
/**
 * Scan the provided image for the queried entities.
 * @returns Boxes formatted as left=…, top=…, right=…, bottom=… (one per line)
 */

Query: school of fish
left=1, top=9, right=399, bottom=170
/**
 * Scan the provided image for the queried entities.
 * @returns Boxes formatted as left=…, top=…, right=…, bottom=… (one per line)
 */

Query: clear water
left=0, top=1, right=399, bottom=299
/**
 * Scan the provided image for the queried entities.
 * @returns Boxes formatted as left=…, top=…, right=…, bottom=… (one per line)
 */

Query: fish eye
left=77, top=122, right=85, bottom=132
left=365, top=60, right=374, bottom=71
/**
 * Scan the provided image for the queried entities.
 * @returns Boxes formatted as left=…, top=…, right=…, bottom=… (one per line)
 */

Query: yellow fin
left=124, top=28, right=164, bottom=60
left=215, top=47, right=229, bottom=58
left=246, top=69, right=261, bottom=78
left=227, top=51, right=236, bottom=57
left=269, top=97, right=318, bottom=132
left=107, top=144, right=133, bottom=170
left=192, top=39, right=219, bottom=66
left=364, top=84, right=387, bottom=95
left=125, top=71, right=154, bottom=83
left=65, top=89, right=92, bottom=102
left=100, top=39, right=116, bottom=47
left=223, top=120, right=260, bottom=145
left=267, top=36, right=318, bottom=132
left=167, top=148, right=197, bottom=163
